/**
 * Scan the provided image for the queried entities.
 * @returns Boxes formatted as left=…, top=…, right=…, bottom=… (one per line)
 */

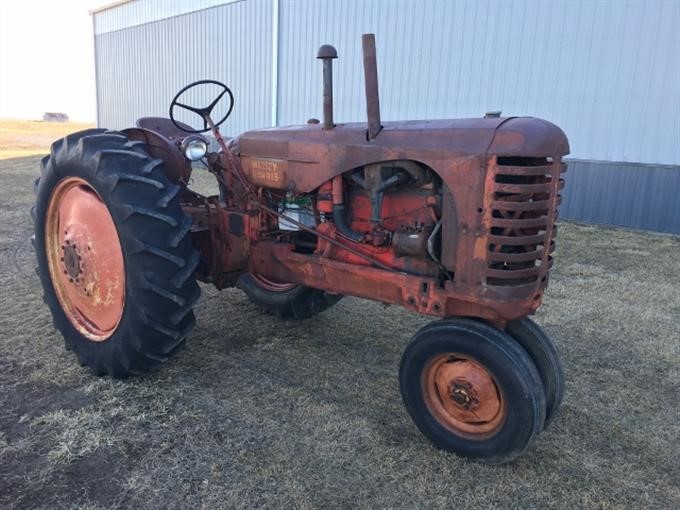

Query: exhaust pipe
left=362, top=34, right=382, bottom=140
left=317, top=44, right=338, bottom=130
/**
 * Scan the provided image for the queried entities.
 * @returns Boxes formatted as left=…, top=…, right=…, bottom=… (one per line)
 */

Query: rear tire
left=506, top=317, right=564, bottom=428
left=33, top=129, right=200, bottom=377
left=399, top=318, right=546, bottom=463
left=237, top=273, right=342, bottom=319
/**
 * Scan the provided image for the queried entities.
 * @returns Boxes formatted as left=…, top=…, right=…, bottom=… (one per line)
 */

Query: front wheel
left=237, top=273, right=342, bottom=319
left=33, top=129, right=200, bottom=377
left=506, top=317, right=564, bottom=429
left=399, top=318, right=546, bottom=463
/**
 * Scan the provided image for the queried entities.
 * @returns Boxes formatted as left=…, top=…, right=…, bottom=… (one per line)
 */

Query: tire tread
left=32, top=129, right=200, bottom=378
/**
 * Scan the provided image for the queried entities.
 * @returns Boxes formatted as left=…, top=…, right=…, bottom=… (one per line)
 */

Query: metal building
left=92, top=0, right=680, bottom=234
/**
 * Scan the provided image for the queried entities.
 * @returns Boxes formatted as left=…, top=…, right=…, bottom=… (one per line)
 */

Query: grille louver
left=486, top=156, right=566, bottom=286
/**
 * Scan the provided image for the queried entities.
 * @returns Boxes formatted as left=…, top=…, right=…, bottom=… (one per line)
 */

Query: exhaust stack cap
left=317, top=44, right=338, bottom=130
left=317, top=45, right=338, bottom=59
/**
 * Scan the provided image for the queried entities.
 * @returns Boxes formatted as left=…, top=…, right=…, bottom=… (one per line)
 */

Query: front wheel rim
left=45, top=177, right=125, bottom=342
left=423, top=353, right=506, bottom=437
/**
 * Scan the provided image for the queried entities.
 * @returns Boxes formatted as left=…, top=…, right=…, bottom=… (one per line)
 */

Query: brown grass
left=0, top=155, right=679, bottom=509
left=0, top=118, right=95, bottom=159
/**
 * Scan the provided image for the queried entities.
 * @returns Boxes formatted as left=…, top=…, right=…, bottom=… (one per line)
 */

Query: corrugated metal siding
left=93, top=0, right=237, bottom=35
left=276, top=0, right=679, bottom=165
left=94, top=0, right=679, bottom=164
left=561, top=161, right=680, bottom=234
left=95, top=0, right=271, bottom=137
left=93, top=0, right=680, bottom=233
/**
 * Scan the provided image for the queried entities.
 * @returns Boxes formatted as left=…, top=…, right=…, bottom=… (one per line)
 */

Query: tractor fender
left=121, top=127, right=191, bottom=184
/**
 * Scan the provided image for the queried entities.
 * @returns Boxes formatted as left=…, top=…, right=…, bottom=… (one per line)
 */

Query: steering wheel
left=169, top=79, right=234, bottom=133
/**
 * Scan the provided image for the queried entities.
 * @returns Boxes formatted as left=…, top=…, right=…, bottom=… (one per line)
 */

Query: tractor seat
left=136, top=117, right=206, bottom=142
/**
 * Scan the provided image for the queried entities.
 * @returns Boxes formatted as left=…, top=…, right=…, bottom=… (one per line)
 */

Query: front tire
left=506, top=317, right=564, bottom=429
left=399, top=318, right=546, bottom=463
left=33, top=129, right=200, bottom=377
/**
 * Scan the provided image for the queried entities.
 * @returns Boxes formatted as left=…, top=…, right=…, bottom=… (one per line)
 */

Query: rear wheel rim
left=250, top=273, right=297, bottom=292
left=423, top=353, right=506, bottom=437
left=45, top=177, right=125, bottom=342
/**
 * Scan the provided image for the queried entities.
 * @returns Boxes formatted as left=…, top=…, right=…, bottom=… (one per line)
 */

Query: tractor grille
left=486, top=156, right=566, bottom=286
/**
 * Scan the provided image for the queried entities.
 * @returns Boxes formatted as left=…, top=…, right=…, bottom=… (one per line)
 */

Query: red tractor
left=33, top=35, right=567, bottom=462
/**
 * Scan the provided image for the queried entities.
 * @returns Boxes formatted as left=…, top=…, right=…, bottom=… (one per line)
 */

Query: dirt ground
left=0, top=149, right=679, bottom=508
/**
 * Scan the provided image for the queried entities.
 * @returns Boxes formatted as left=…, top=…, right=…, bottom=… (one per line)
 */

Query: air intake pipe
left=332, top=175, right=364, bottom=242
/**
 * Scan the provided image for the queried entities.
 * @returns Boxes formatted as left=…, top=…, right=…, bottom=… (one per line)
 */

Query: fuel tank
left=235, top=117, right=569, bottom=193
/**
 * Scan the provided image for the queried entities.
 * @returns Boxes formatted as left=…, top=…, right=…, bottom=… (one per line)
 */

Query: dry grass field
left=0, top=119, right=95, bottom=160
left=0, top=123, right=678, bottom=508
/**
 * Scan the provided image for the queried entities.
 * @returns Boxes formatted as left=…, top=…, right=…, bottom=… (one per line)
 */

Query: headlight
left=181, top=136, right=208, bottom=161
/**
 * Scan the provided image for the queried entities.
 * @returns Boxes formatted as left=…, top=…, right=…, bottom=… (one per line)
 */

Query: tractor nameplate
left=242, top=157, right=288, bottom=188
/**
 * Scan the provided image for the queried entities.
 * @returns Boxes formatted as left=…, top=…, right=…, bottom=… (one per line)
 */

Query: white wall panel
left=95, top=0, right=272, bottom=137
left=93, top=0, right=239, bottom=35
left=94, top=0, right=680, bottom=165
left=276, top=0, right=679, bottom=165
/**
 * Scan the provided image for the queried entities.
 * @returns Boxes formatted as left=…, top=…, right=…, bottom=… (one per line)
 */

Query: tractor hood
left=235, top=117, right=569, bottom=193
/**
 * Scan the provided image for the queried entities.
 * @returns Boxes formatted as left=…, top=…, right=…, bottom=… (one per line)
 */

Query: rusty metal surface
left=248, top=241, right=541, bottom=324
left=236, top=150, right=566, bottom=318
left=45, top=177, right=125, bottom=342
left=440, top=185, right=459, bottom=271
left=135, top=117, right=202, bottom=141
left=236, top=117, right=568, bottom=193
left=424, top=354, right=505, bottom=436
left=235, top=117, right=565, bottom=286
left=362, top=34, right=382, bottom=140
left=183, top=112, right=570, bottom=323
left=482, top=157, right=566, bottom=289
left=122, top=127, right=191, bottom=183
left=240, top=157, right=289, bottom=189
